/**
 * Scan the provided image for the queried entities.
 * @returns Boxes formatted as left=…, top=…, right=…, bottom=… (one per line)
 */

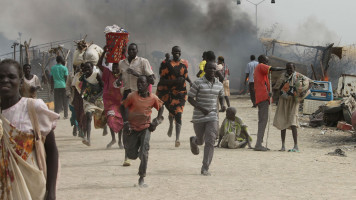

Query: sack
left=73, top=44, right=104, bottom=66
left=27, top=99, right=47, bottom=178
left=84, top=44, right=104, bottom=65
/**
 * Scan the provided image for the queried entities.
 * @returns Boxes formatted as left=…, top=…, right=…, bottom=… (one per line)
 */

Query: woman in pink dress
left=97, top=48, right=124, bottom=149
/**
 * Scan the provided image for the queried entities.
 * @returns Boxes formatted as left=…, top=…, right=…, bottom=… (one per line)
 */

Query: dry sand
left=55, top=96, right=356, bottom=200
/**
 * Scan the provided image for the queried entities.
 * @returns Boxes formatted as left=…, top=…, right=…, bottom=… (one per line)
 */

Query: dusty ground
left=55, top=96, right=356, bottom=200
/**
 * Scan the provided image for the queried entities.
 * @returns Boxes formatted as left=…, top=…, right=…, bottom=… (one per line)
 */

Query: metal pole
left=255, top=5, right=258, bottom=29
left=246, top=0, right=266, bottom=34
left=12, top=43, right=19, bottom=60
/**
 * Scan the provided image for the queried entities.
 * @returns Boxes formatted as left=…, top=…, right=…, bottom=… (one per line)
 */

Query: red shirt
left=254, top=63, right=271, bottom=105
left=123, top=91, right=163, bottom=131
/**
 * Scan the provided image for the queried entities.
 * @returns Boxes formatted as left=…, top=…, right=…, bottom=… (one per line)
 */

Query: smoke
left=290, top=16, right=339, bottom=45
left=0, top=0, right=259, bottom=89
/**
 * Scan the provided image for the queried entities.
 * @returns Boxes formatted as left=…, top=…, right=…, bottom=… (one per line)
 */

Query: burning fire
left=323, top=74, right=329, bottom=81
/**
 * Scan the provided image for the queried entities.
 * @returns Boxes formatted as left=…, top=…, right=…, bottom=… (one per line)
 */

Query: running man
left=188, top=62, right=225, bottom=176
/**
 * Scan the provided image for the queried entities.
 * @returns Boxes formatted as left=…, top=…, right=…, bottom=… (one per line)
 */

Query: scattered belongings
left=73, top=36, right=103, bottom=66
left=336, top=74, right=356, bottom=97
left=327, top=148, right=347, bottom=157
left=337, top=121, right=353, bottom=131
left=308, top=95, right=356, bottom=128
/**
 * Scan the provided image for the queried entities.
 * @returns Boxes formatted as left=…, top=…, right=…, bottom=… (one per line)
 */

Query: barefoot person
left=97, top=47, right=124, bottom=149
left=20, top=63, right=41, bottom=98
left=156, top=46, right=191, bottom=147
left=273, top=62, right=311, bottom=152
left=0, top=59, right=59, bottom=200
left=80, top=62, right=107, bottom=146
left=216, top=107, right=252, bottom=149
left=253, top=55, right=284, bottom=151
left=122, top=75, right=164, bottom=187
left=188, top=62, right=225, bottom=176
left=119, top=43, right=155, bottom=166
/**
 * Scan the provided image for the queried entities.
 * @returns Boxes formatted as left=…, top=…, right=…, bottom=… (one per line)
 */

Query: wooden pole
left=310, top=64, right=317, bottom=80
left=320, top=61, right=325, bottom=81
left=64, top=50, right=70, bottom=67
left=271, top=41, right=276, bottom=55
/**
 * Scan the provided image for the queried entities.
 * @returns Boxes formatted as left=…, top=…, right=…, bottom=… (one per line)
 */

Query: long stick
left=310, top=64, right=317, bottom=80
left=320, top=61, right=325, bottom=81
left=266, top=71, right=272, bottom=148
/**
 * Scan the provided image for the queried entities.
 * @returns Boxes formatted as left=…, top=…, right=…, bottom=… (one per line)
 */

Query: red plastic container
left=337, top=121, right=353, bottom=131
left=105, top=32, right=129, bottom=63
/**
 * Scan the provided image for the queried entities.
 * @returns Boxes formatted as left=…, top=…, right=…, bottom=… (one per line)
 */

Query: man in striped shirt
left=188, top=62, right=225, bottom=176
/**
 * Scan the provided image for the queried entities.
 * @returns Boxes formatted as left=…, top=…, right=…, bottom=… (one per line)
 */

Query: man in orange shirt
left=254, top=55, right=284, bottom=151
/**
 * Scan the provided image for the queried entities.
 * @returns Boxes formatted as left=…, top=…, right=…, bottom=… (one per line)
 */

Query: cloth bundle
left=104, top=24, right=128, bottom=33
left=279, top=72, right=311, bottom=102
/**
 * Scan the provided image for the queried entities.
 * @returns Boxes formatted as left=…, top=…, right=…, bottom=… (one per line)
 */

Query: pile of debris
left=309, top=94, right=356, bottom=131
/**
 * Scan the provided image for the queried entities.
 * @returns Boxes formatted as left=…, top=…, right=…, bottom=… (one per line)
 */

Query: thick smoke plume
left=1, top=0, right=260, bottom=89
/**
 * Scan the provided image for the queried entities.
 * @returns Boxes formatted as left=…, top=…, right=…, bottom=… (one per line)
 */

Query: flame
left=324, top=75, right=329, bottom=81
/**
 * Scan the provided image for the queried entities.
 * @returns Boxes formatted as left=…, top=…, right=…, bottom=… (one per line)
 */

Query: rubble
left=306, top=95, right=356, bottom=129
left=327, top=148, right=347, bottom=157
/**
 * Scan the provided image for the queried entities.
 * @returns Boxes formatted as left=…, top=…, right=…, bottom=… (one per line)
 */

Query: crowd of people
left=0, top=42, right=312, bottom=199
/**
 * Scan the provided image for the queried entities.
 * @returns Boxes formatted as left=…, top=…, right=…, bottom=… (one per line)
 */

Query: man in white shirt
left=244, top=55, right=259, bottom=107
left=119, top=43, right=155, bottom=99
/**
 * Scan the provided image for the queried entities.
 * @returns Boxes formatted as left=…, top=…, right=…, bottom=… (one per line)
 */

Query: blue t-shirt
left=50, top=64, right=68, bottom=89
left=245, top=60, right=259, bottom=83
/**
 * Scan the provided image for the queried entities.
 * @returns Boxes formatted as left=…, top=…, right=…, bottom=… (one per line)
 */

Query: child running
left=122, top=75, right=164, bottom=187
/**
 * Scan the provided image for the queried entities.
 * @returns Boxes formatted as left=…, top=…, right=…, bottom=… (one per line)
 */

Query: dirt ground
left=55, top=96, right=356, bottom=200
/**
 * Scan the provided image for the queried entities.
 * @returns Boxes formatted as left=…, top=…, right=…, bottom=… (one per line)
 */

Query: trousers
left=255, top=100, right=269, bottom=147
left=124, top=129, right=151, bottom=177
left=193, top=121, right=218, bottom=171
left=249, top=82, right=256, bottom=106
left=54, top=88, right=68, bottom=117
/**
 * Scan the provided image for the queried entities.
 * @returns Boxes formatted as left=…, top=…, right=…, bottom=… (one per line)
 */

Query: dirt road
left=55, top=96, right=356, bottom=200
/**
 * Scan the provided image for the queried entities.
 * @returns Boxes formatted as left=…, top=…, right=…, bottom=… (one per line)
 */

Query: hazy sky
left=238, top=0, right=353, bottom=45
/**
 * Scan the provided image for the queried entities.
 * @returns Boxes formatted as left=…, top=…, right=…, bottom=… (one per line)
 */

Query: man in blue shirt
left=51, top=56, right=69, bottom=118
left=245, top=55, right=259, bottom=107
